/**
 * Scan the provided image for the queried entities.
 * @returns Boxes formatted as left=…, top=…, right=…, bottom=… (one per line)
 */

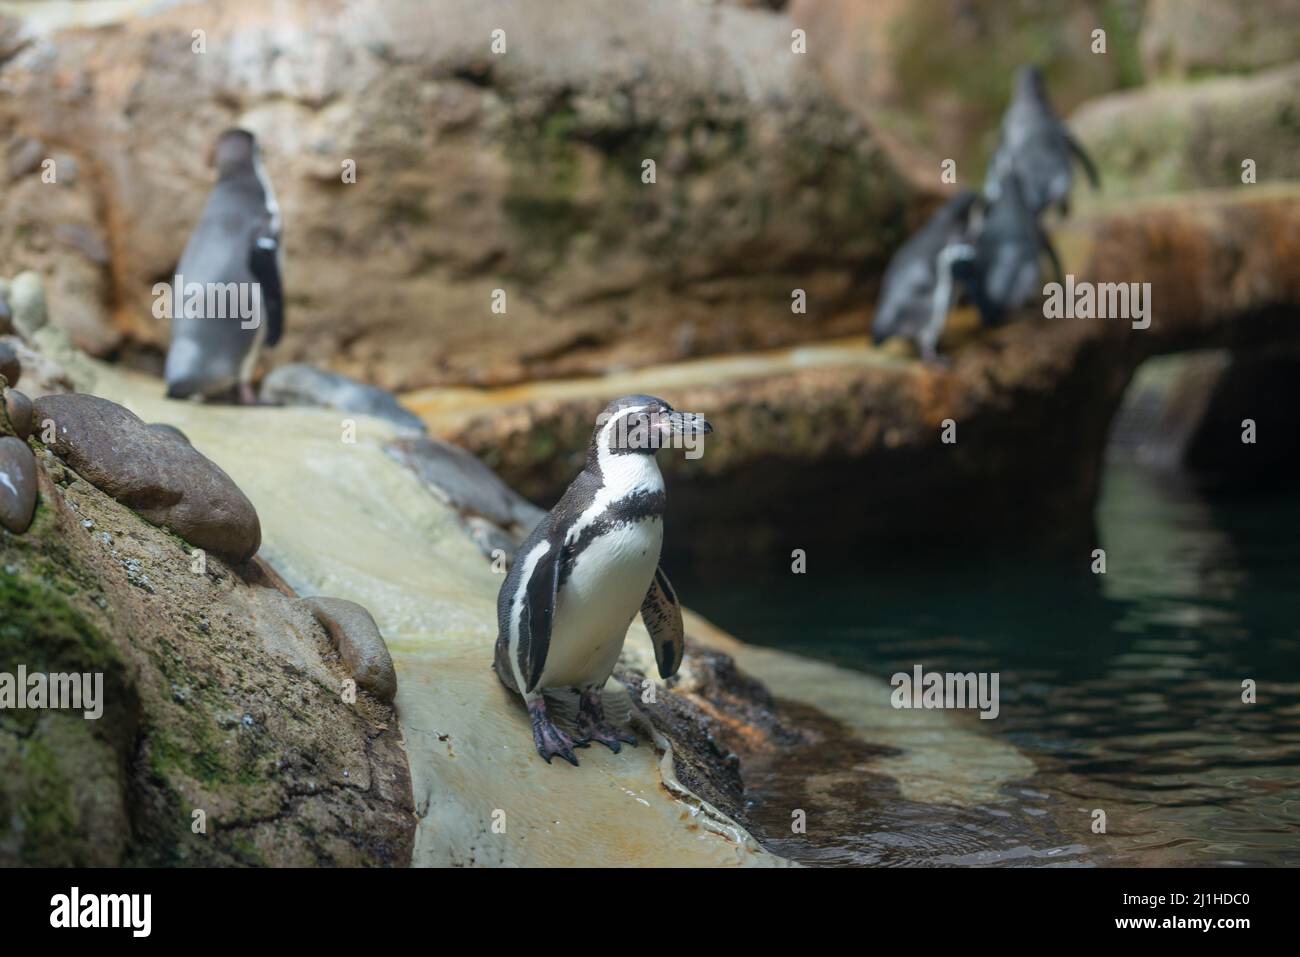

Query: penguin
left=871, top=190, right=980, bottom=363
left=962, top=170, right=1063, bottom=328
left=164, top=129, right=283, bottom=404
left=493, top=394, right=712, bottom=766
left=984, top=64, right=1099, bottom=217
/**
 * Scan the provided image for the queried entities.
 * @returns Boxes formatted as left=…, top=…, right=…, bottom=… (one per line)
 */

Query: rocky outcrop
left=789, top=0, right=1145, bottom=180
left=408, top=188, right=1300, bottom=559
left=1072, top=63, right=1300, bottom=200
left=1140, top=0, right=1300, bottom=79
left=1107, top=347, right=1300, bottom=484
left=261, top=364, right=425, bottom=434
left=4, top=328, right=1056, bottom=867
left=385, top=434, right=544, bottom=561
left=33, top=394, right=262, bottom=563
left=0, top=0, right=918, bottom=388
left=0, top=452, right=414, bottom=866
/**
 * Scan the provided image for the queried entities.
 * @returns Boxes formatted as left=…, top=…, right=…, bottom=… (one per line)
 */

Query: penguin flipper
left=1065, top=131, right=1100, bottom=190
left=520, top=539, right=562, bottom=694
left=1037, top=225, right=1065, bottom=285
left=249, top=231, right=284, bottom=347
left=641, top=566, right=685, bottom=680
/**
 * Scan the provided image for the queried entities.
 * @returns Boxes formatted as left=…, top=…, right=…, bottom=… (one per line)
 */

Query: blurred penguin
left=165, top=129, right=283, bottom=404
left=984, top=65, right=1099, bottom=217
left=871, top=190, right=980, bottom=363
left=962, top=171, right=1063, bottom=328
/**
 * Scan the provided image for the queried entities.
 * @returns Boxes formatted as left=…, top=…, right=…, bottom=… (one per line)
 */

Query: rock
left=1, top=461, right=414, bottom=866
left=3, top=388, right=34, bottom=440
left=260, top=363, right=426, bottom=434
left=0, top=435, right=37, bottom=533
left=0, top=335, right=73, bottom=396
left=386, top=435, right=544, bottom=534
left=789, top=0, right=1144, bottom=178
left=302, top=597, right=398, bottom=704
left=1072, top=63, right=1300, bottom=201
left=7, top=271, right=48, bottom=339
left=0, top=0, right=920, bottom=389
left=1140, top=0, right=1300, bottom=80
left=147, top=422, right=191, bottom=446
left=0, top=340, right=18, bottom=387
left=0, top=285, right=11, bottom=335
left=32, top=394, right=261, bottom=563
left=420, top=188, right=1300, bottom=560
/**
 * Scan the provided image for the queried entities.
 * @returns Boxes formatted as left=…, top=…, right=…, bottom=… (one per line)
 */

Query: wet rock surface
left=260, top=363, right=426, bottom=434
left=32, top=393, right=262, bottom=563
left=386, top=434, right=544, bottom=560
left=0, top=435, right=37, bottom=533
left=302, top=597, right=399, bottom=704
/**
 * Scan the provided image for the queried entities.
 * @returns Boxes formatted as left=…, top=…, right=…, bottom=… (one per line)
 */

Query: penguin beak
left=664, top=411, right=712, bottom=436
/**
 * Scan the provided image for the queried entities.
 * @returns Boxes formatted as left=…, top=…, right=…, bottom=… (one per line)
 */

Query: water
left=677, top=463, right=1300, bottom=866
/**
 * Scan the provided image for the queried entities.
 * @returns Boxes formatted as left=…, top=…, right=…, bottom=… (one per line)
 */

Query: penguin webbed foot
left=528, top=695, right=581, bottom=766
left=575, top=689, right=638, bottom=754
left=918, top=341, right=952, bottom=369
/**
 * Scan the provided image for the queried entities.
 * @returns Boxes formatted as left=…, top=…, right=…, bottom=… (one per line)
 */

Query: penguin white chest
left=541, top=516, right=663, bottom=690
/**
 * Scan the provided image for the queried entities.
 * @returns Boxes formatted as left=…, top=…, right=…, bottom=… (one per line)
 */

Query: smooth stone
left=32, top=393, right=261, bottom=563
left=4, top=389, right=34, bottom=439
left=386, top=435, right=544, bottom=533
left=302, top=597, right=398, bottom=704
left=148, top=422, right=192, bottom=446
left=0, top=435, right=38, bottom=533
left=260, top=363, right=426, bottom=434
left=9, top=271, right=48, bottom=338
left=0, top=341, right=19, bottom=387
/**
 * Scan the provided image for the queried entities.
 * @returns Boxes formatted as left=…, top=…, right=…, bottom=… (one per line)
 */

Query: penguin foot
left=528, top=696, right=580, bottom=766
left=575, top=690, right=637, bottom=754
left=237, top=382, right=259, bottom=406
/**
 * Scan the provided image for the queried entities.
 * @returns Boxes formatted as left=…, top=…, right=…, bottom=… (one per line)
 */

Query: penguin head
left=591, top=394, right=713, bottom=459
left=1014, top=64, right=1048, bottom=102
left=212, top=128, right=260, bottom=178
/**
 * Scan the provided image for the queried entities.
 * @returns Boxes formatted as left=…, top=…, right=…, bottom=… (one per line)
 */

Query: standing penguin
left=493, top=394, right=711, bottom=766
left=984, top=65, right=1099, bottom=217
left=963, top=171, right=1063, bottom=328
left=164, top=129, right=283, bottom=404
left=871, top=190, right=980, bottom=362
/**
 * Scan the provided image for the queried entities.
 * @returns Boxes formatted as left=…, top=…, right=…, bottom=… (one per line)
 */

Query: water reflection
left=679, top=463, right=1300, bottom=866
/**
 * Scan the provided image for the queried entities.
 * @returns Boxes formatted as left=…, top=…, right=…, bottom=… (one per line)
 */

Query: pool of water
left=676, top=463, right=1300, bottom=866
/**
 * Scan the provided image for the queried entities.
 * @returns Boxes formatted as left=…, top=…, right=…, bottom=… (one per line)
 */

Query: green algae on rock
left=0, top=452, right=414, bottom=866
